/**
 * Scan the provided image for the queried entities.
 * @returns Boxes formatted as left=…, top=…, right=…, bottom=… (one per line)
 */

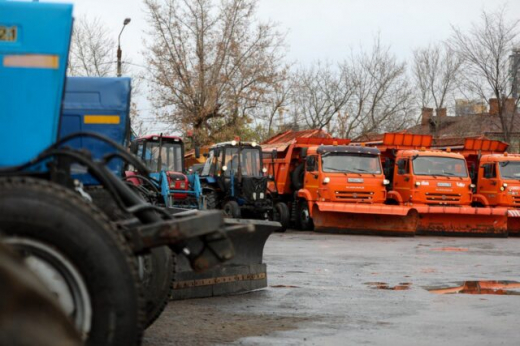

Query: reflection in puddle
left=365, top=282, right=411, bottom=291
left=427, top=281, right=520, bottom=295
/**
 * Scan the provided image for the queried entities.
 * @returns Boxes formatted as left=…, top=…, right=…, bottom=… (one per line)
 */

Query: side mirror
left=271, top=149, right=277, bottom=160
left=129, top=141, right=138, bottom=154
left=301, top=147, right=308, bottom=159
left=195, top=146, right=201, bottom=159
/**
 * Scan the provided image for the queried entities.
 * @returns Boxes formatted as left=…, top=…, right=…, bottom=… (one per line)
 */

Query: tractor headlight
left=260, top=192, right=264, bottom=199
left=180, top=182, right=186, bottom=189
left=252, top=141, right=257, bottom=147
left=470, top=184, right=476, bottom=189
left=383, top=179, right=390, bottom=186
left=501, top=183, right=508, bottom=191
left=253, top=192, right=257, bottom=200
left=222, top=165, right=228, bottom=171
left=323, top=177, right=330, bottom=184
left=262, top=167, right=268, bottom=173
left=415, top=181, right=420, bottom=187
left=231, top=140, right=237, bottom=146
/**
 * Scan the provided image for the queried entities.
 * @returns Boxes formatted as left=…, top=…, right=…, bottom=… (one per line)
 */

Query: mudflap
left=312, top=202, right=418, bottom=236
left=415, top=206, right=508, bottom=237
left=507, top=210, right=520, bottom=237
left=171, top=218, right=280, bottom=300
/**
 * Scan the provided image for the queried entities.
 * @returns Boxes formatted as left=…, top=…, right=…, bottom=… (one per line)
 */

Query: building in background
left=455, top=99, right=487, bottom=116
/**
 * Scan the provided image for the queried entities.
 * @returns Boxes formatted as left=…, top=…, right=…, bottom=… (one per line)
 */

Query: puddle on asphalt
left=427, top=281, right=520, bottom=295
left=431, top=247, right=468, bottom=252
left=365, top=282, right=412, bottom=291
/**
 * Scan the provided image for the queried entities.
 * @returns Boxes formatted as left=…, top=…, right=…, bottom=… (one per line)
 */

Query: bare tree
left=449, top=6, right=520, bottom=142
left=143, top=0, right=286, bottom=144
left=68, top=16, right=116, bottom=77
left=412, top=42, right=463, bottom=110
left=292, top=61, right=353, bottom=130
left=331, top=38, right=415, bottom=139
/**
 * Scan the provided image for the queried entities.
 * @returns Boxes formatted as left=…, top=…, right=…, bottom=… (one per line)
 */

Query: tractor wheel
left=296, top=200, right=314, bottom=231
left=291, top=163, right=305, bottom=190
left=204, top=188, right=219, bottom=210
left=139, top=246, right=175, bottom=329
left=272, top=202, right=290, bottom=232
left=0, top=177, right=143, bottom=345
left=0, top=242, right=82, bottom=346
left=223, top=200, right=241, bottom=218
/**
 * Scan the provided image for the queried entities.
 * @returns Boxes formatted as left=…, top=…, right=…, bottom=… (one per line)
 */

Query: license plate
left=437, top=182, right=452, bottom=187
left=0, top=26, right=17, bottom=42
left=348, top=178, right=364, bottom=183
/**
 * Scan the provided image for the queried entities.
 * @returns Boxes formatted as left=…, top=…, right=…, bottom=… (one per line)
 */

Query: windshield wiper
left=324, top=167, right=351, bottom=172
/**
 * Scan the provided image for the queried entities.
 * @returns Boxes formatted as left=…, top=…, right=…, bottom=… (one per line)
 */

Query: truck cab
left=301, top=145, right=387, bottom=204
left=476, top=154, right=520, bottom=207
left=390, top=149, right=473, bottom=206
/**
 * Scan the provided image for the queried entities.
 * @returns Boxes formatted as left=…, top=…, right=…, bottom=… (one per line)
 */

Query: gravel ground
left=144, top=231, right=520, bottom=346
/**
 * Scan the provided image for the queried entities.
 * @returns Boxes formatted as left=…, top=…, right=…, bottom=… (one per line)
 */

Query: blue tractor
left=0, top=2, right=241, bottom=344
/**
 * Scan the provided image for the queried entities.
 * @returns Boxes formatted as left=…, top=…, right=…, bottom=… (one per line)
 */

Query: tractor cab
left=129, top=135, right=191, bottom=206
left=199, top=139, right=284, bottom=222
left=477, top=153, right=520, bottom=207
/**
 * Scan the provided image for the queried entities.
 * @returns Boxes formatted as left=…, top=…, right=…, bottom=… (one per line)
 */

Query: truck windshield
left=142, top=141, right=183, bottom=172
left=412, top=156, right=467, bottom=177
left=499, top=161, right=520, bottom=179
left=224, top=147, right=262, bottom=177
left=321, top=153, right=382, bottom=174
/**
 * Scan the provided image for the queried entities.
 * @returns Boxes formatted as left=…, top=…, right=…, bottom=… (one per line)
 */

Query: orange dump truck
left=262, top=132, right=419, bottom=235
left=433, top=137, right=520, bottom=236
left=367, top=133, right=508, bottom=237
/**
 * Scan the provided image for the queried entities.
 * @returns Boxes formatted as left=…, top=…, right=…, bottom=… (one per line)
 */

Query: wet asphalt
left=144, top=231, right=520, bottom=346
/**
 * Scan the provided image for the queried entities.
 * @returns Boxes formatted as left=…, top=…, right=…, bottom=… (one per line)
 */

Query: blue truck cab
left=59, top=77, right=132, bottom=184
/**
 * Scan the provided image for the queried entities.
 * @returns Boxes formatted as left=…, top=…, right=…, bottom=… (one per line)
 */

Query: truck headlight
left=383, top=179, right=390, bottom=185
left=501, top=183, right=508, bottom=191
left=323, top=177, right=330, bottom=184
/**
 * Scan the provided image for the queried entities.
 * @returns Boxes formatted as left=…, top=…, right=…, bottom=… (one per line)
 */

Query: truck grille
left=513, top=196, right=520, bottom=206
left=425, top=193, right=461, bottom=204
left=334, top=191, right=373, bottom=203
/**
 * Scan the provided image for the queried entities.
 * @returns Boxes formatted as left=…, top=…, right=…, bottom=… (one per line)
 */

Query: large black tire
left=0, top=177, right=143, bottom=345
left=88, top=188, right=174, bottom=329
left=0, top=242, right=82, bottom=346
left=204, top=188, right=219, bottom=210
left=140, top=247, right=175, bottom=329
left=295, top=199, right=314, bottom=231
left=223, top=200, right=241, bottom=218
left=273, top=202, right=290, bottom=232
left=291, top=163, right=305, bottom=190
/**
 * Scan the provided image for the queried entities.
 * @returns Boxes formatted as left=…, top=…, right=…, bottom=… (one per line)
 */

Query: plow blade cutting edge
left=171, top=218, right=280, bottom=299
left=507, top=210, right=520, bottom=237
left=415, top=206, right=508, bottom=237
left=312, top=202, right=419, bottom=236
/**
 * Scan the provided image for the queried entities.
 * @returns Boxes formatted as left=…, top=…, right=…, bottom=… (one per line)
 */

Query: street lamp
left=117, top=17, right=131, bottom=77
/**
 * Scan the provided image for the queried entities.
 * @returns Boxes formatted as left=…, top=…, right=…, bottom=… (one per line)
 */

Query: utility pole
left=117, top=18, right=131, bottom=77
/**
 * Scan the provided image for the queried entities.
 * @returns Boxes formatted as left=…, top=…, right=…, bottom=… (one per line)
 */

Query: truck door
left=304, top=155, right=319, bottom=201
left=479, top=163, right=499, bottom=205
left=393, top=158, right=412, bottom=202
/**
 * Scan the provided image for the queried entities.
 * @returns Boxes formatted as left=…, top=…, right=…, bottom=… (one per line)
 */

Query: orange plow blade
left=414, top=206, right=508, bottom=237
left=312, top=202, right=418, bottom=236
left=507, top=210, right=520, bottom=237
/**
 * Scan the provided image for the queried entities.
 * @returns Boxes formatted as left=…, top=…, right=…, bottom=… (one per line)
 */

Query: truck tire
left=223, top=200, right=241, bottom=218
left=140, top=247, right=175, bottom=328
left=291, top=163, right=305, bottom=190
left=0, top=177, right=143, bottom=346
left=296, top=200, right=314, bottom=231
left=273, top=202, right=290, bottom=232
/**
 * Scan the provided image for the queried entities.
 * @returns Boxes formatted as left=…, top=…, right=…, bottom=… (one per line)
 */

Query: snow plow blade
left=312, top=202, right=419, bottom=236
left=507, top=210, right=520, bottom=237
left=171, top=218, right=280, bottom=300
left=415, top=206, right=508, bottom=237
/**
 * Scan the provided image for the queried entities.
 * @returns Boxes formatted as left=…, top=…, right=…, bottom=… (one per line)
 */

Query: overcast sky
left=49, top=0, right=520, bottom=131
